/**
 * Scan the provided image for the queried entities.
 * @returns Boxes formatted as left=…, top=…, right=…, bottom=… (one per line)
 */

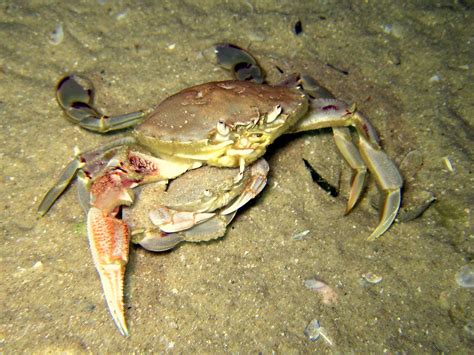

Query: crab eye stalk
left=265, top=105, right=282, bottom=123
left=216, top=120, right=230, bottom=137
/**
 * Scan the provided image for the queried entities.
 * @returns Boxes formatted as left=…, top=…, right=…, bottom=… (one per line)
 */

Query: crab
left=38, top=44, right=403, bottom=336
left=124, top=158, right=269, bottom=251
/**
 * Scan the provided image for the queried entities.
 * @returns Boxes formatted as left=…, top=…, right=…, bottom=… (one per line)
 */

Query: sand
left=1, top=1, right=472, bottom=352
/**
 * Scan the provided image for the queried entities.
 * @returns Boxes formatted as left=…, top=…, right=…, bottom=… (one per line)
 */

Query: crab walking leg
left=290, top=99, right=403, bottom=239
left=38, top=157, right=85, bottom=216
left=56, top=75, right=146, bottom=133
left=332, top=127, right=367, bottom=213
left=136, top=229, right=185, bottom=252
left=136, top=211, right=238, bottom=252
left=87, top=207, right=129, bottom=336
left=72, top=111, right=147, bottom=133
left=149, top=208, right=216, bottom=233
left=291, top=101, right=371, bottom=213
left=38, top=138, right=138, bottom=216
left=358, top=135, right=402, bottom=240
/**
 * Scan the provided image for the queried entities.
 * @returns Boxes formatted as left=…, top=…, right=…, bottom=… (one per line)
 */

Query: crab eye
left=216, top=120, right=230, bottom=136
left=266, top=105, right=282, bottom=123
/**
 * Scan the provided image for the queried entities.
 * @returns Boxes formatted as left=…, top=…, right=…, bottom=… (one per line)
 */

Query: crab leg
left=290, top=99, right=403, bottom=240
left=68, top=110, right=146, bottom=133
left=38, top=138, right=138, bottom=216
left=135, top=229, right=185, bottom=252
left=56, top=75, right=146, bottom=133
left=38, top=156, right=84, bottom=216
left=135, top=211, right=238, bottom=252
left=220, top=158, right=269, bottom=215
left=332, top=127, right=367, bottom=213
left=149, top=207, right=216, bottom=233
left=358, top=135, right=402, bottom=240
left=83, top=166, right=137, bottom=336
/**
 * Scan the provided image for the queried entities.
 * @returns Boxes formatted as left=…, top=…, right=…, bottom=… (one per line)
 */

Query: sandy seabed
left=1, top=1, right=472, bottom=353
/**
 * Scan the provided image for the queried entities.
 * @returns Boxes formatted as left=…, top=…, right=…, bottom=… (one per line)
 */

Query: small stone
left=116, top=11, right=128, bottom=20
left=429, top=74, right=441, bottom=83
left=304, top=319, right=333, bottom=345
left=397, top=190, right=436, bottom=223
left=464, top=320, right=474, bottom=340
left=304, top=319, right=321, bottom=341
left=362, top=273, right=383, bottom=285
left=382, top=24, right=393, bottom=34
left=304, top=279, right=326, bottom=290
left=49, top=24, right=64, bottom=45
left=382, top=23, right=405, bottom=38
left=443, top=157, right=454, bottom=172
left=293, top=20, right=303, bottom=35
left=292, top=230, right=310, bottom=240
left=455, top=265, right=474, bottom=288
left=32, top=261, right=43, bottom=269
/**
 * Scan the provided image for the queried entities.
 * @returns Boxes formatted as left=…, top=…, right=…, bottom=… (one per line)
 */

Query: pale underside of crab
left=38, top=45, right=403, bottom=336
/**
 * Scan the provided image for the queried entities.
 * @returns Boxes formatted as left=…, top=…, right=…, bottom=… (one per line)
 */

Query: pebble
left=48, top=24, right=64, bottom=45
left=304, top=319, right=333, bottom=345
left=464, top=320, right=474, bottom=340
left=455, top=264, right=474, bottom=288
left=304, top=319, right=322, bottom=341
left=429, top=74, right=441, bottom=83
left=304, top=279, right=326, bottom=290
left=116, top=11, right=128, bottom=21
left=292, top=230, right=310, bottom=240
left=32, top=261, right=43, bottom=270
left=362, top=273, right=383, bottom=285
left=293, top=20, right=303, bottom=35
left=381, top=23, right=405, bottom=38
left=400, top=150, right=424, bottom=175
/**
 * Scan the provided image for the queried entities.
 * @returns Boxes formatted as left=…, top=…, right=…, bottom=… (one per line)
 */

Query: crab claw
left=87, top=207, right=129, bottom=336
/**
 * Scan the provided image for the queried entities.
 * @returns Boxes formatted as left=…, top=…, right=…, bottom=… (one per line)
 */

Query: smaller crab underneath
left=38, top=44, right=403, bottom=336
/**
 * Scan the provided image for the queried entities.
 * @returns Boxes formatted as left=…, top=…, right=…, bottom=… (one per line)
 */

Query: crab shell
left=134, top=80, right=308, bottom=167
